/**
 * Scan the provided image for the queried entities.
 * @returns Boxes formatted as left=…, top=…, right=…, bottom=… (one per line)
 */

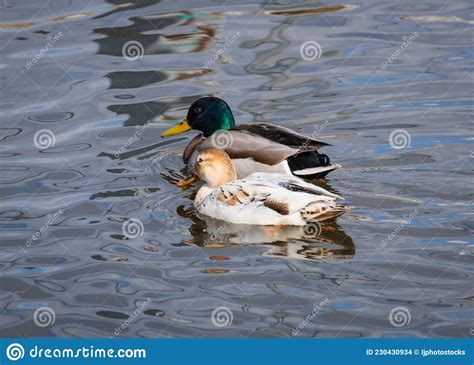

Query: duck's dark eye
left=197, top=157, right=203, bottom=164
left=193, top=106, right=202, bottom=114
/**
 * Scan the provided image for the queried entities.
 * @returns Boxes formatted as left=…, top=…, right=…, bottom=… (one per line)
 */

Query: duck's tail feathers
left=293, top=164, right=341, bottom=177
left=302, top=204, right=349, bottom=222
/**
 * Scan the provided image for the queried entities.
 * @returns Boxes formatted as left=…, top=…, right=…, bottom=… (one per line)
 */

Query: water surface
left=0, top=0, right=473, bottom=338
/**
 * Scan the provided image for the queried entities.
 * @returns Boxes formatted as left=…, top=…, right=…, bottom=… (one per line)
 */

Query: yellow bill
left=161, top=118, right=191, bottom=137
left=177, top=174, right=198, bottom=187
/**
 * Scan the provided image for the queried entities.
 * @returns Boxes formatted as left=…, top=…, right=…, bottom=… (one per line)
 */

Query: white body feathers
left=194, top=172, right=344, bottom=226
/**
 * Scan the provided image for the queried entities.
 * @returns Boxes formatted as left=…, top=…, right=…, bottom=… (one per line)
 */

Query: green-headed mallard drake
left=161, top=97, right=339, bottom=184
left=192, top=148, right=345, bottom=225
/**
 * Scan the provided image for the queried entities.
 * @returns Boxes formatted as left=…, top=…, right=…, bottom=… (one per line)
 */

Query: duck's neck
left=194, top=149, right=238, bottom=189
left=207, top=169, right=236, bottom=188
left=206, top=159, right=237, bottom=188
left=194, top=168, right=235, bottom=206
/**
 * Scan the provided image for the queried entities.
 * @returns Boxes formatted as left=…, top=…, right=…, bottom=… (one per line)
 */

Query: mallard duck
left=192, top=148, right=345, bottom=226
left=161, top=97, right=339, bottom=184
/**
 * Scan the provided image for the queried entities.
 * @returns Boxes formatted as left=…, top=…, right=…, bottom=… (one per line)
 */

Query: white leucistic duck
left=192, top=148, right=346, bottom=226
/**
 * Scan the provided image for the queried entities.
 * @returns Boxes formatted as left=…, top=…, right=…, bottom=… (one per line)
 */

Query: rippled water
left=1, top=1, right=473, bottom=338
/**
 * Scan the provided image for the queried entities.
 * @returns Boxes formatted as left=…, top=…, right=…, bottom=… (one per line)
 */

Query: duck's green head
left=161, top=97, right=235, bottom=138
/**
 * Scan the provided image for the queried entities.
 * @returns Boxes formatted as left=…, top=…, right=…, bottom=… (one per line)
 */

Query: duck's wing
left=191, top=130, right=299, bottom=166
left=183, top=124, right=330, bottom=169
left=209, top=174, right=341, bottom=217
left=246, top=173, right=342, bottom=199
left=241, top=174, right=346, bottom=222
left=234, top=123, right=331, bottom=150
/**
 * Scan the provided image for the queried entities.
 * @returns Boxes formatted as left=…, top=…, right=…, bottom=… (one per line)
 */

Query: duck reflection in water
left=177, top=206, right=355, bottom=261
